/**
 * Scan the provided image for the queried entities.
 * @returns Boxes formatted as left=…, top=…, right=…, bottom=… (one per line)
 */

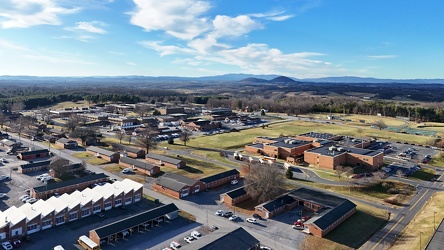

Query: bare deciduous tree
left=70, top=127, right=97, bottom=145
left=244, top=163, right=286, bottom=203
left=374, top=120, right=388, bottom=130
left=134, top=128, right=158, bottom=154
left=50, top=156, right=70, bottom=178
left=335, top=165, right=345, bottom=179
left=0, top=113, right=7, bottom=128
left=117, top=130, right=125, bottom=144
left=344, top=167, right=354, bottom=178
left=179, top=129, right=193, bottom=146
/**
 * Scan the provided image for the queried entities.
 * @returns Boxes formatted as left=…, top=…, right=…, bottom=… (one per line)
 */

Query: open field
left=48, top=101, right=89, bottom=109
left=71, top=152, right=93, bottom=158
left=160, top=155, right=231, bottom=179
left=189, top=150, right=237, bottom=165
left=300, top=201, right=387, bottom=249
left=429, top=152, right=444, bottom=167
left=390, top=192, right=444, bottom=250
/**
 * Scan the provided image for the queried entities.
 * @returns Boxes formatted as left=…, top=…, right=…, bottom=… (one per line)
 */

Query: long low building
left=31, top=173, right=109, bottom=199
left=146, top=152, right=186, bottom=169
left=87, top=146, right=120, bottom=163
left=153, top=172, right=204, bottom=199
left=18, top=160, right=51, bottom=174
left=200, top=169, right=239, bottom=189
left=0, top=179, right=143, bottom=241
left=119, top=157, right=160, bottom=176
left=89, top=203, right=179, bottom=245
left=18, top=149, right=50, bottom=160
left=181, top=227, right=260, bottom=250
left=254, top=188, right=356, bottom=238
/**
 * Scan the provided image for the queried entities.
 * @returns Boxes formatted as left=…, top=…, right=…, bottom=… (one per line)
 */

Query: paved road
left=9, top=133, right=444, bottom=250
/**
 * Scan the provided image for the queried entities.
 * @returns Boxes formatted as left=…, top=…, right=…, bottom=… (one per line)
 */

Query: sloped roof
left=70, top=190, right=93, bottom=207
left=18, top=203, right=41, bottom=222
left=20, top=149, right=49, bottom=156
left=81, top=188, right=104, bottom=203
left=94, top=203, right=179, bottom=238
left=56, top=138, right=77, bottom=144
left=45, top=196, right=68, bottom=214
left=112, top=144, right=144, bottom=154
left=146, top=152, right=183, bottom=165
left=310, top=200, right=356, bottom=230
left=181, top=227, right=259, bottom=250
left=33, top=173, right=108, bottom=193
left=2, top=206, right=26, bottom=227
left=225, top=186, right=247, bottom=199
left=119, top=157, right=157, bottom=170
left=32, top=199, right=55, bottom=217
left=87, top=146, right=117, bottom=157
left=155, top=172, right=198, bottom=192
left=200, top=169, right=239, bottom=184
left=20, top=160, right=51, bottom=169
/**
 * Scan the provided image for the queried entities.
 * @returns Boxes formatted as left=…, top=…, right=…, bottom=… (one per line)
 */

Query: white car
left=229, top=215, right=239, bottom=221
left=26, top=198, right=38, bottom=204
left=215, top=210, right=224, bottom=216
left=121, top=168, right=131, bottom=174
left=230, top=179, right=239, bottom=185
left=1, top=241, right=13, bottom=250
left=246, top=218, right=257, bottom=224
left=22, top=197, right=33, bottom=203
left=0, top=193, right=7, bottom=198
left=19, top=195, right=29, bottom=200
left=184, top=236, right=195, bottom=243
left=191, top=230, right=201, bottom=239
left=0, top=175, right=8, bottom=180
left=170, top=241, right=181, bottom=250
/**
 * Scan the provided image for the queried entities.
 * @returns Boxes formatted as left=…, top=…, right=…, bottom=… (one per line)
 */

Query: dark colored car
left=223, top=211, right=233, bottom=217
left=252, top=213, right=261, bottom=219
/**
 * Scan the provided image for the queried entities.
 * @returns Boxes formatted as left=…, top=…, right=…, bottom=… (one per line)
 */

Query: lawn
left=290, top=179, right=416, bottom=207
left=71, top=152, right=94, bottom=158
left=189, top=149, right=237, bottom=165
left=429, top=152, right=444, bottom=168
left=344, top=114, right=407, bottom=127
left=160, top=155, right=231, bottom=179
left=411, top=168, right=436, bottom=181
left=102, top=164, right=124, bottom=173
left=87, top=157, right=108, bottom=165
left=47, top=101, right=89, bottom=109
left=322, top=201, right=388, bottom=249
left=390, top=192, right=444, bottom=250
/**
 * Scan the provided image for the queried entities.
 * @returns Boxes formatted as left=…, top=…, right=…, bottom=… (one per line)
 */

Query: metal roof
left=119, top=156, right=157, bottom=170
left=426, top=218, right=444, bottom=250
left=20, top=149, right=49, bottom=156
left=200, top=169, right=239, bottom=184
left=146, top=152, right=183, bottom=165
left=310, top=200, right=356, bottom=230
left=20, top=160, right=51, bottom=169
left=154, top=172, right=198, bottom=192
left=93, top=203, right=179, bottom=238
left=87, top=146, right=118, bottom=157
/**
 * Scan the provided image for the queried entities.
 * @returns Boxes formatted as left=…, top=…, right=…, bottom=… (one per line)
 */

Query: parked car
left=0, top=193, right=7, bottom=198
left=1, top=242, right=13, bottom=250
left=184, top=236, right=195, bottom=243
left=230, top=179, right=239, bottom=185
left=11, top=239, right=21, bottom=248
left=170, top=241, right=181, bottom=250
left=246, top=218, right=257, bottom=224
left=21, top=196, right=32, bottom=202
left=210, top=225, right=219, bottom=231
left=0, top=175, right=9, bottom=181
left=26, top=198, right=38, bottom=204
left=191, top=230, right=201, bottom=239
left=260, top=247, right=272, bottom=250
left=121, top=168, right=131, bottom=174
left=223, top=211, right=233, bottom=217
left=215, top=210, right=224, bottom=216
left=252, top=213, right=261, bottom=219
left=229, top=215, right=239, bottom=221
left=19, top=195, right=29, bottom=200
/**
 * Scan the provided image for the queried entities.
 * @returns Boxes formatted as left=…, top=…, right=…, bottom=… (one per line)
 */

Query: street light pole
left=434, top=212, right=437, bottom=231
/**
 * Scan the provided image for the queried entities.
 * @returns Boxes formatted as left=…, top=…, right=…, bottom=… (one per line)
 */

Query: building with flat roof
left=304, top=145, right=384, bottom=170
left=245, top=137, right=313, bottom=162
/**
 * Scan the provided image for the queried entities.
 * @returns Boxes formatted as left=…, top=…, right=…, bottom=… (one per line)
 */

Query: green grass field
left=160, top=155, right=231, bottom=179
left=429, top=152, right=444, bottom=167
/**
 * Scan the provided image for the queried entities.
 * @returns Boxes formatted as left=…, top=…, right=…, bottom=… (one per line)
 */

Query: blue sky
left=0, top=0, right=443, bottom=79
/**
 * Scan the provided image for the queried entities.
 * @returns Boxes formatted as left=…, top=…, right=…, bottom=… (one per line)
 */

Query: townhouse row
left=0, top=179, right=143, bottom=242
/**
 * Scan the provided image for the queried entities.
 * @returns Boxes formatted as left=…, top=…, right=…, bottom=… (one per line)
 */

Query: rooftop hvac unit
left=328, top=146, right=337, bottom=151
left=337, top=147, right=344, bottom=152
left=284, top=139, right=291, bottom=144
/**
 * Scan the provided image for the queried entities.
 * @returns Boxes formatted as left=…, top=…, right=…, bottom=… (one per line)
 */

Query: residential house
left=55, top=138, right=78, bottom=149
left=220, top=187, right=251, bottom=206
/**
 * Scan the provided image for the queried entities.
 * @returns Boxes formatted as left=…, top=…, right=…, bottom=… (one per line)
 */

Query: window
left=135, top=194, right=141, bottom=201
left=82, top=208, right=91, bottom=217
left=27, top=224, right=38, bottom=232
left=55, top=216, right=65, bottom=225
left=115, top=199, right=122, bottom=206
left=125, top=197, right=132, bottom=204
left=42, top=220, right=52, bottom=227
left=69, top=212, right=78, bottom=221
left=93, top=205, right=101, bottom=212
left=104, top=202, right=112, bottom=209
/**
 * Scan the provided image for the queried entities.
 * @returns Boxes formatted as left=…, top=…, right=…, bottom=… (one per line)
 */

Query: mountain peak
left=269, top=76, right=297, bottom=83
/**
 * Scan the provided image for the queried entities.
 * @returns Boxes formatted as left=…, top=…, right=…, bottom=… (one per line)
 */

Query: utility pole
left=434, top=212, right=437, bottom=231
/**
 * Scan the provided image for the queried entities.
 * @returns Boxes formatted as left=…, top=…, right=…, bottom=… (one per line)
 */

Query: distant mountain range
left=1, top=74, right=444, bottom=84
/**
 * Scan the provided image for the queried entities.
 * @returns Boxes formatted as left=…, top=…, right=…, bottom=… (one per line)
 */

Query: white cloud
left=212, top=15, right=262, bottom=38
left=22, top=54, right=94, bottom=65
left=68, top=21, right=107, bottom=34
left=129, top=0, right=211, bottom=40
left=138, top=41, right=195, bottom=56
left=0, top=0, right=79, bottom=28
left=109, top=51, right=126, bottom=55
left=266, top=15, right=294, bottom=21
left=367, top=55, right=398, bottom=59
left=126, top=62, right=137, bottom=66
left=0, top=39, right=30, bottom=51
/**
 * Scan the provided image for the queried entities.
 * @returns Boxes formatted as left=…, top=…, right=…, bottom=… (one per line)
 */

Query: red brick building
left=119, top=157, right=160, bottom=176
left=112, top=144, right=145, bottom=158
left=18, top=149, right=49, bottom=160
left=146, top=153, right=186, bottom=169
left=200, top=169, right=239, bottom=189
left=220, top=187, right=251, bottom=206
left=304, top=145, right=384, bottom=171
left=254, top=188, right=356, bottom=238
left=153, top=172, right=204, bottom=199
left=87, top=146, right=120, bottom=163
